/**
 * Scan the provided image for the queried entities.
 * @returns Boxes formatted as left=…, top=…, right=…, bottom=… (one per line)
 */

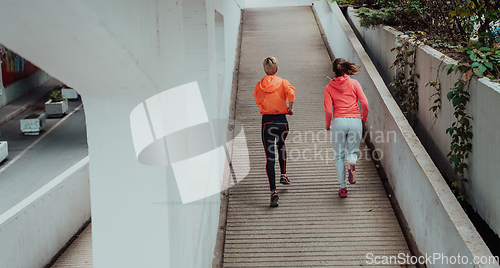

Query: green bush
left=355, top=7, right=397, bottom=28
left=329, top=0, right=355, bottom=5
left=354, top=0, right=500, bottom=49
left=49, top=89, right=66, bottom=102
left=328, top=0, right=378, bottom=6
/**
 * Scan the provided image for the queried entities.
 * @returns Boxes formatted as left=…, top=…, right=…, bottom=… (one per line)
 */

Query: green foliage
left=354, top=0, right=498, bottom=201
left=389, top=39, right=476, bottom=201
left=329, top=0, right=356, bottom=5
left=427, top=57, right=446, bottom=121
left=355, top=7, right=397, bottom=28
left=328, top=0, right=376, bottom=5
left=352, top=0, right=498, bottom=201
left=428, top=83, right=442, bottom=126
left=444, top=64, right=473, bottom=200
left=389, top=39, right=419, bottom=123
left=459, top=45, right=500, bottom=80
left=394, top=0, right=428, bottom=27
left=448, top=0, right=500, bottom=47
left=355, top=0, right=500, bottom=50
left=49, top=89, right=66, bottom=102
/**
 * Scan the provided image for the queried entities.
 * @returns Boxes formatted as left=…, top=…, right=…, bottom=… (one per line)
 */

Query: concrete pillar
left=0, top=0, right=241, bottom=267
left=215, top=10, right=226, bottom=114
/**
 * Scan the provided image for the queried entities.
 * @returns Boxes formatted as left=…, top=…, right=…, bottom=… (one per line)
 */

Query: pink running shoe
left=348, top=163, right=357, bottom=184
left=338, top=188, right=348, bottom=198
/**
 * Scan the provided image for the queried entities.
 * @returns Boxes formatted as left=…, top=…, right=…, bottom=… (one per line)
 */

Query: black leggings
left=261, top=114, right=289, bottom=191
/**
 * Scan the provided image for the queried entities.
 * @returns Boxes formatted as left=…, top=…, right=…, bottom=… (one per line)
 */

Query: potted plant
left=0, top=141, right=7, bottom=163
left=20, top=113, right=46, bottom=135
left=61, top=85, right=78, bottom=100
left=45, top=89, right=68, bottom=117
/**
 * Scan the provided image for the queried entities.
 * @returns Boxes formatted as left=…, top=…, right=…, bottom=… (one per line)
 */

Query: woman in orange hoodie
left=324, top=58, right=369, bottom=198
left=254, top=56, right=295, bottom=207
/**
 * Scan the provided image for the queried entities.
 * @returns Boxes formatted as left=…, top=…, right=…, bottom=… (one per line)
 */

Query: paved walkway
left=222, top=7, right=411, bottom=267
left=49, top=6, right=412, bottom=268
left=51, top=224, right=93, bottom=268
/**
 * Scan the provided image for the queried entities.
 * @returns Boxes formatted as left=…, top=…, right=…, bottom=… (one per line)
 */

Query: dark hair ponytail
left=332, top=58, right=361, bottom=77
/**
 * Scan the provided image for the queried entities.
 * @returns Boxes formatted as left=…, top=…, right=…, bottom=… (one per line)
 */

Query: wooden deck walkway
left=49, top=6, right=412, bottom=268
left=221, top=6, right=411, bottom=267
left=51, top=225, right=92, bottom=268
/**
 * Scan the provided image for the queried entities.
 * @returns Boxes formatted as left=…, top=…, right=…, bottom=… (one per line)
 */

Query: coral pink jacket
left=324, top=75, right=369, bottom=127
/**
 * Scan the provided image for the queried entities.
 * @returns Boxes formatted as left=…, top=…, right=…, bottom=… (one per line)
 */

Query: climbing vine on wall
left=389, top=35, right=475, bottom=201
left=444, top=64, right=474, bottom=201
left=353, top=0, right=500, bottom=201
left=427, top=58, right=444, bottom=128
left=389, top=36, right=419, bottom=125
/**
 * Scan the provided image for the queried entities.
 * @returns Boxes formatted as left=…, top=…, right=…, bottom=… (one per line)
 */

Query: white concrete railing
left=346, top=7, right=500, bottom=238
left=0, top=157, right=90, bottom=268
left=313, top=1, right=497, bottom=267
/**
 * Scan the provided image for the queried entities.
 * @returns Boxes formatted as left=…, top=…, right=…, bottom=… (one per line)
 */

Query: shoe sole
left=280, top=179, right=291, bottom=184
left=348, top=163, right=356, bottom=184
left=270, top=195, right=279, bottom=207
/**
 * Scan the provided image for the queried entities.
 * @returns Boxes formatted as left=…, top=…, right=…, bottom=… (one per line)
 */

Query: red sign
left=1, top=45, right=39, bottom=88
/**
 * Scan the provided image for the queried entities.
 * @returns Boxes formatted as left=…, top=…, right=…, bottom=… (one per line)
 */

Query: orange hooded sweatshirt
left=324, top=75, right=369, bottom=127
left=254, top=75, right=295, bottom=115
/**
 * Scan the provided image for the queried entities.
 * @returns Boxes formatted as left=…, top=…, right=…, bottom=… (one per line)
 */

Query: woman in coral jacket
left=254, top=56, right=295, bottom=207
left=324, top=58, right=369, bottom=198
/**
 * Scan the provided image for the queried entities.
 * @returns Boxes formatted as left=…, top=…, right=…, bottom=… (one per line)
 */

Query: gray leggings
left=331, top=117, right=362, bottom=188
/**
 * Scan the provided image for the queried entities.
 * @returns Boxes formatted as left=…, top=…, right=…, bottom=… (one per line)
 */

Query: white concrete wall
left=347, top=7, right=500, bottom=238
left=0, top=69, right=51, bottom=109
left=314, top=1, right=497, bottom=267
left=216, top=0, right=242, bottom=121
left=0, top=0, right=241, bottom=267
left=0, top=157, right=90, bottom=268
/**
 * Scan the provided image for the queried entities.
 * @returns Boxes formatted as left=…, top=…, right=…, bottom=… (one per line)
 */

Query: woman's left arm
left=284, top=79, right=296, bottom=115
left=324, top=88, right=333, bottom=130
left=355, top=80, right=369, bottom=123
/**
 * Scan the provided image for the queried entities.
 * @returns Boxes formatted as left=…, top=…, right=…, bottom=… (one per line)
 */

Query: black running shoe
left=270, top=190, right=279, bottom=207
left=280, top=174, right=291, bottom=184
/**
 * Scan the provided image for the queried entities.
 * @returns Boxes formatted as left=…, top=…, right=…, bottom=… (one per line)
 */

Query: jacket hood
left=327, top=75, right=350, bottom=92
left=258, top=75, right=282, bottom=93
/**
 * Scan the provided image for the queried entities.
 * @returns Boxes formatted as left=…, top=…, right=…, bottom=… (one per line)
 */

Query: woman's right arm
left=254, top=84, right=261, bottom=107
left=284, top=79, right=296, bottom=115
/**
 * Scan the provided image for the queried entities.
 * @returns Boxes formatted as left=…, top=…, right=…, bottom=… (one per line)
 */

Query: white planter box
left=20, top=113, right=46, bottom=135
left=0, top=141, right=7, bottom=163
left=61, top=88, right=78, bottom=100
left=45, top=100, right=68, bottom=117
